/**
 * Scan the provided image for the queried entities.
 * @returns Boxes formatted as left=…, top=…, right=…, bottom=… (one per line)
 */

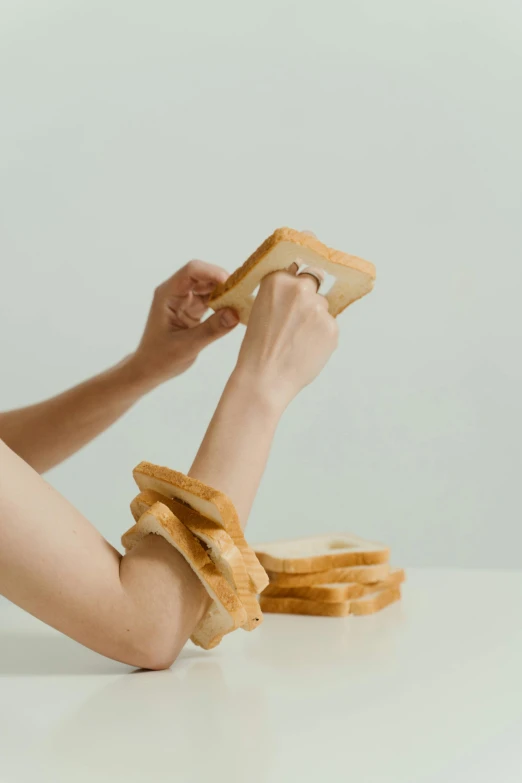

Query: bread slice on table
left=131, top=489, right=262, bottom=631
left=259, top=595, right=352, bottom=618
left=263, top=581, right=365, bottom=603
left=260, top=586, right=401, bottom=618
left=254, top=533, right=389, bottom=574
left=209, top=227, right=376, bottom=325
left=122, top=501, right=247, bottom=649
left=265, top=568, right=406, bottom=602
left=265, top=563, right=391, bottom=587
left=133, top=462, right=269, bottom=594
left=360, top=568, right=406, bottom=595
left=350, top=586, right=402, bottom=616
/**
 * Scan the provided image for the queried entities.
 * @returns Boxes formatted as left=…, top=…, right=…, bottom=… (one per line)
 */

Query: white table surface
left=1, top=568, right=522, bottom=783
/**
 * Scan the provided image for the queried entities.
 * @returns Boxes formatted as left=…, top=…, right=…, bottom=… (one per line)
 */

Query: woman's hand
left=234, top=263, right=339, bottom=412
left=132, top=261, right=239, bottom=387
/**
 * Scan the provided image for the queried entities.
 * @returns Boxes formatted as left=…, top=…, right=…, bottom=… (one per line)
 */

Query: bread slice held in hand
left=209, top=227, right=376, bottom=325
left=122, top=501, right=247, bottom=650
left=255, top=533, right=389, bottom=574
left=131, top=489, right=262, bottom=631
left=133, top=462, right=269, bottom=594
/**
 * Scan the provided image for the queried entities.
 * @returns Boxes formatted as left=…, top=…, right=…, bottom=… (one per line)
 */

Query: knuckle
left=275, top=270, right=293, bottom=286
left=264, top=270, right=291, bottom=291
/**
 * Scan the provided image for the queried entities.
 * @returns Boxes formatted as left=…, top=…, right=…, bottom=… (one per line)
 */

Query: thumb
left=182, top=308, right=239, bottom=351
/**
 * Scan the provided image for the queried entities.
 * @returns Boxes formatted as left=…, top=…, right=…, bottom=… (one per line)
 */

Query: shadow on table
left=0, top=632, right=204, bottom=676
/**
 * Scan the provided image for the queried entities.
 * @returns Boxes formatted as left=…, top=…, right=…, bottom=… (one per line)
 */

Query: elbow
left=122, top=631, right=186, bottom=672
left=139, top=654, right=177, bottom=672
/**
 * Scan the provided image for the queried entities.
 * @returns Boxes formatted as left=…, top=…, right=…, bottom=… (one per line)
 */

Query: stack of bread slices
left=122, top=462, right=269, bottom=650
left=254, top=534, right=404, bottom=617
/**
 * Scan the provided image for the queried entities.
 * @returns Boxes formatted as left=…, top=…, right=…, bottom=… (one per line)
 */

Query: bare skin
left=0, top=261, right=337, bottom=670
left=0, top=261, right=239, bottom=473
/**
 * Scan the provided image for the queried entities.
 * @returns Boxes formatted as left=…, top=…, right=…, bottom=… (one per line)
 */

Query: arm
left=0, top=266, right=337, bottom=669
left=189, top=265, right=337, bottom=525
left=0, top=261, right=239, bottom=473
left=0, top=358, right=151, bottom=474
left=0, top=438, right=209, bottom=670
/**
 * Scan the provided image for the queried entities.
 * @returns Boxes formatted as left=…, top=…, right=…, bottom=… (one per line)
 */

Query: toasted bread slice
left=131, top=489, right=262, bottom=631
left=265, top=563, right=390, bottom=587
left=350, top=586, right=402, bottom=616
left=259, top=595, right=352, bottom=618
left=121, top=501, right=247, bottom=649
left=209, top=227, right=375, bottom=324
left=133, top=462, right=269, bottom=594
left=254, top=533, right=389, bottom=574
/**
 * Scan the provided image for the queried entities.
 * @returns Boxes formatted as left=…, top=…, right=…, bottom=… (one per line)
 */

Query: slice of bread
left=259, top=595, right=352, bottom=618
left=350, top=586, right=402, bottom=616
left=131, top=489, right=262, bottom=632
left=360, top=568, right=406, bottom=595
left=209, top=227, right=376, bottom=324
left=260, top=586, right=401, bottom=618
left=254, top=533, right=389, bottom=574
left=121, top=501, right=247, bottom=649
left=265, top=563, right=390, bottom=587
left=263, top=569, right=405, bottom=603
left=262, top=581, right=365, bottom=603
left=133, top=462, right=269, bottom=594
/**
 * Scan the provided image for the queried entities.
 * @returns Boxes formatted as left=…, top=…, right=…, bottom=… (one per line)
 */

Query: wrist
left=227, top=366, right=288, bottom=422
left=113, top=353, right=162, bottom=397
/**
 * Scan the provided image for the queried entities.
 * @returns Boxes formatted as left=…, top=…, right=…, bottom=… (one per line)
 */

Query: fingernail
left=220, top=309, right=239, bottom=328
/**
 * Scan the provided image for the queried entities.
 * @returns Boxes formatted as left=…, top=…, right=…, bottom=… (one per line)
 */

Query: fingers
left=164, top=291, right=208, bottom=328
left=160, top=260, right=229, bottom=297
left=179, top=308, right=239, bottom=351
left=272, top=263, right=327, bottom=302
left=296, top=266, right=325, bottom=294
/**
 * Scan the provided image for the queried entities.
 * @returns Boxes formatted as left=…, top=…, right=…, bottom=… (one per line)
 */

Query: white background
left=1, top=0, right=521, bottom=568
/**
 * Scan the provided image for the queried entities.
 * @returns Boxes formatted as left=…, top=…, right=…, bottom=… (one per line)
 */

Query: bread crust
left=260, top=586, right=401, bottom=617
left=265, top=564, right=391, bottom=587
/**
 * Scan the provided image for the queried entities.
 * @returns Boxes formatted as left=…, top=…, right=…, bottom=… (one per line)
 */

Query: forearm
left=0, top=355, right=153, bottom=473
left=189, top=368, right=283, bottom=527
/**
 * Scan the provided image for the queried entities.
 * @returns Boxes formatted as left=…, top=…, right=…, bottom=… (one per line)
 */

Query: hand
left=234, top=263, right=339, bottom=411
left=131, top=261, right=239, bottom=387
